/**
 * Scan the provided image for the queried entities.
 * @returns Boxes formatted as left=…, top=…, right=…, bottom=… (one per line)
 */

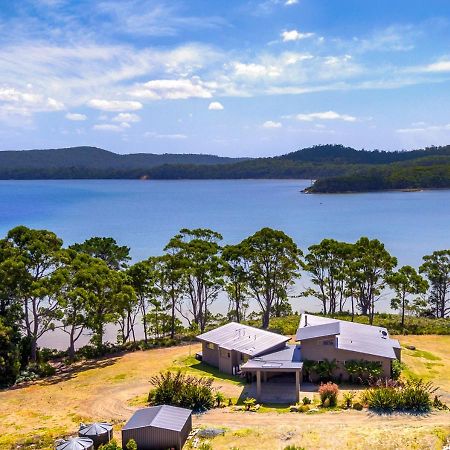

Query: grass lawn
left=0, top=336, right=449, bottom=450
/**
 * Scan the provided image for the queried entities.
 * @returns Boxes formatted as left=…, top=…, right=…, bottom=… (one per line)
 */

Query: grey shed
left=56, top=437, right=94, bottom=450
left=122, top=405, right=192, bottom=450
left=78, top=423, right=113, bottom=448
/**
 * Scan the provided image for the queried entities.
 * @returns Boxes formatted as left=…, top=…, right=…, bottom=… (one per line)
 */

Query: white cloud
left=130, top=78, right=213, bottom=100
left=281, top=30, right=314, bottom=42
left=145, top=131, right=187, bottom=139
left=421, top=60, right=450, bottom=73
left=112, top=112, right=140, bottom=122
left=396, top=123, right=450, bottom=133
left=208, top=101, right=224, bottom=110
left=262, top=120, right=282, bottom=128
left=233, top=62, right=281, bottom=79
left=285, top=0, right=298, bottom=4
left=65, top=112, right=87, bottom=121
left=293, top=111, right=357, bottom=122
left=93, top=123, right=124, bottom=132
left=87, top=99, right=143, bottom=112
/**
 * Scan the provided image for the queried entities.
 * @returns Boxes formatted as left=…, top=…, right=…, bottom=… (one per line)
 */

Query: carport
left=241, top=345, right=303, bottom=403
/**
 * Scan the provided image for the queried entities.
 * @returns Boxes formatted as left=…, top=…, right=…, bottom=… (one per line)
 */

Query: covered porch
left=241, top=345, right=303, bottom=403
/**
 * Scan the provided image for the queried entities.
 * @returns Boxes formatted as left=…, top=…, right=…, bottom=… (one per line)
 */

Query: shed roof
left=241, top=345, right=303, bottom=371
left=197, top=322, right=289, bottom=356
left=296, top=314, right=399, bottom=360
left=122, top=405, right=191, bottom=433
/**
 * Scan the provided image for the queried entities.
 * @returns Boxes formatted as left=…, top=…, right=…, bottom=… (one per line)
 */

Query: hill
left=1, top=145, right=450, bottom=194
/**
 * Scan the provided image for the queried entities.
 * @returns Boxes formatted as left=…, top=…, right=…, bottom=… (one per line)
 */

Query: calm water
left=1, top=179, right=449, bottom=348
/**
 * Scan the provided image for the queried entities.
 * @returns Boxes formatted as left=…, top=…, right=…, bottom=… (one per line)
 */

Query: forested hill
left=0, top=146, right=248, bottom=170
left=0, top=145, right=450, bottom=193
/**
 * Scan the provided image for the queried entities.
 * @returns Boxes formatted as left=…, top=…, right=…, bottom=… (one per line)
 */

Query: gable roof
left=197, top=322, right=289, bottom=357
left=122, top=405, right=191, bottom=432
left=296, top=314, right=400, bottom=360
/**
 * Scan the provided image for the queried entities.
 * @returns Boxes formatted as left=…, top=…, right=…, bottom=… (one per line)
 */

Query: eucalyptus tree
left=73, top=256, right=134, bottom=348
left=153, top=253, right=186, bottom=338
left=420, top=250, right=450, bottom=318
left=302, top=239, right=354, bottom=314
left=164, top=228, right=223, bottom=332
left=222, top=243, right=249, bottom=323
left=239, top=227, right=302, bottom=329
left=4, top=226, right=65, bottom=361
left=387, top=265, right=429, bottom=328
left=127, top=259, right=159, bottom=344
left=69, top=236, right=130, bottom=270
left=350, top=237, right=397, bottom=324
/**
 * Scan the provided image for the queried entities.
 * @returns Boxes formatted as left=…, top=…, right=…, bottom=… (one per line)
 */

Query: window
left=322, top=339, right=334, bottom=346
left=207, top=343, right=215, bottom=350
left=220, top=348, right=230, bottom=358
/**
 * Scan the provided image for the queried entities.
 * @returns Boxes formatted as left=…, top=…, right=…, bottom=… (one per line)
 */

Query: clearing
left=0, top=336, right=449, bottom=449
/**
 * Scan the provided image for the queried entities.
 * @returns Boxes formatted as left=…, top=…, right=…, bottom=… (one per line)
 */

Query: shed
left=122, top=405, right=192, bottom=450
left=56, top=437, right=94, bottom=450
left=78, top=423, right=113, bottom=448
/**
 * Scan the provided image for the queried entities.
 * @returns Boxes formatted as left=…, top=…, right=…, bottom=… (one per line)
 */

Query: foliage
left=318, top=382, right=339, bottom=407
left=149, top=370, right=215, bottom=411
left=125, top=439, right=137, bottom=450
left=420, top=250, right=450, bottom=319
left=99, top=439, right=122, bottom=450
left=391, top=360, right=405, bottom=380
left=283, top=446, right=306, bottom=450
left=362, top=379, right=437, bottom=412
left=342, top=391, right=356, bottom=408
left=344, top=360, right=383, bottom=383
left=352, top=402, right=363, bottom=410
left=0, top=319, right=21, bottom=387
left=215, top=391, right=225, bottom=407
left=302, top=396, right=311, bottom=405
left=243, top=397, right=256, bottom=411
left=15, top=361, right=55, bottom=383
left=237, top=227, right=302, bottom=328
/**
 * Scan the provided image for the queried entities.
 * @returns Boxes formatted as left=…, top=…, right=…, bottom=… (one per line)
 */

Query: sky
left=1, top=0, right=450, bottom=157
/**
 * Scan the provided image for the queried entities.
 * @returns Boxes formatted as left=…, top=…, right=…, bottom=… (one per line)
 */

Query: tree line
left=0, top=225, right=449, bottom=386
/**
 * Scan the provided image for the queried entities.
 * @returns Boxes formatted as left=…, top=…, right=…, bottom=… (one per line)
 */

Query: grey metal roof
left=56, top=438, right=93, bottom=450
left=296, top=322, right=340, bottom=341
left=122, top=405, right=191, bottom=432
left=241, top=345, right=303, bottom=371
left=79, top=423, right=112, bottom=437
left=296, top=314, right=399, bottom=360
left=337, top=336, right=397, bottom=359
left=197, top=322, right=289, bottom=356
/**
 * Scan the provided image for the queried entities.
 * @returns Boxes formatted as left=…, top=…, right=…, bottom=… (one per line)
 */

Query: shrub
left=299, top=405, right=310, bottom=412
left=363, top=379, right=436, bottom=412
left=99, top=439, right=122, bottom=450
left=243, top=397, right=256, bottom=411
left=215, top=392, right=225, bottom=407
left=433, top=395, right=449, bottom=410
left=283, top=446, right=306, bottom=450
left=391, top=360, right=405, bottom=380
left=149, top=370, right=214, bottom=412
left=198, top=441, right=213, bottom=450
left=318, top=382, right=339, bottom=407
left=125, top=440, right=137, bottom=450
left=353, top=402, right=363, bottom=411
left=302, top=396, right=311, bottom=405
left=342, top=391, right=356, bottom=408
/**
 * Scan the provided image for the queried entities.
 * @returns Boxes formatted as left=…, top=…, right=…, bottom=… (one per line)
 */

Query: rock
left=289, top=406, right=300, bottom=412
left=406, top=345, right=416, bottom=350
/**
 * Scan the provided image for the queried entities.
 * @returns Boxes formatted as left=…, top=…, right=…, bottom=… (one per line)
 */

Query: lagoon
left=1, top=179, right=449, bottom=348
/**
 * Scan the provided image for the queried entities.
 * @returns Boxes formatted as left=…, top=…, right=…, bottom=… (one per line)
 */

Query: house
left=196, top=321, right=290, bottom=375
left=121, top=405, right=192, bottom=450
left=296, top=314, right=401, bottom=380
left=196, top=315, right=401, bottom=402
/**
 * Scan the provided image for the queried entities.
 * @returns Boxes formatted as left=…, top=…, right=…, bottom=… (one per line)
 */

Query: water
left=1, top=179, right=449, bottom=349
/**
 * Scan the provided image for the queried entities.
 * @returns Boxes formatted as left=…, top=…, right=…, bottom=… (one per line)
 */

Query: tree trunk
left=30, top=337, right=38, bottom=362
left=261, top=309, right=270, bottom=329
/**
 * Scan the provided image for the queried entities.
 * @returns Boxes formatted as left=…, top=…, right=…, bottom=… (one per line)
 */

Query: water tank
left=78, top=423, right=113, bottom=448
left=56, top=437, right=94, bottom=450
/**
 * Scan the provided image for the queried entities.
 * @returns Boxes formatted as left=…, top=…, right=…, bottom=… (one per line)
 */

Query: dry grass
left=1, top=336, right=449, bottom=450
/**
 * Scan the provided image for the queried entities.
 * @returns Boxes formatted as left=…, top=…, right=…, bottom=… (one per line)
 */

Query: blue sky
left=1, top=0, right=450, bottom=156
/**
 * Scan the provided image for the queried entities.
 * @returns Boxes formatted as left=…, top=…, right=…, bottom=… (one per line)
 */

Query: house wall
left=201, top=342, right=219, bottom=368
left=300, top=337, right=392, bottom=379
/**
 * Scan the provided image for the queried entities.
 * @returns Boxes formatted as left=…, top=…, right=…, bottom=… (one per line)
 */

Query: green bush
left=318, top=382, right=339, bottom=407
left=302, top=396, right=311, bottom=405
left=99, top=439, right=122, bottom=450
left=353, top=402, right=363, bottom=411
left=363, top=379, right=436, bottom=412
left=283, top=446, right=306, bottom=450
left=243, top=397, right=256, bottom=411
left=149, top=370, right=215, bottom=412
left=299, top=405, right=310, bottom=412
left=391, top=360, right=405, bottom=380
left=125, top=439, right=137, bottom=450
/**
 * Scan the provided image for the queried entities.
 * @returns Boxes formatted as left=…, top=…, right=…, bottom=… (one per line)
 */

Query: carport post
left=256, top=370, right=261, bottom=402
left=295, top=370, right=300, bottom=403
